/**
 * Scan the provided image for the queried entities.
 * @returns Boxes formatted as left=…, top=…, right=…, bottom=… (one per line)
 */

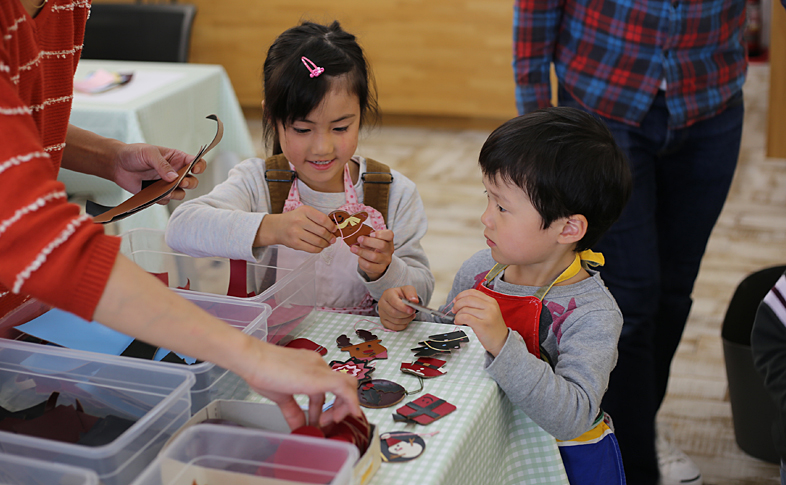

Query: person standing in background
left=512, top=0, right=780, bottom=482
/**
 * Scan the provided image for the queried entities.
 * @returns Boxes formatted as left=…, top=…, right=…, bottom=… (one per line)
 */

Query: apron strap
left=484, top=249, right=605, bottom=301
left=264, top=153, right=296, bottom=215
left=362, top=158, right=393, bottom=226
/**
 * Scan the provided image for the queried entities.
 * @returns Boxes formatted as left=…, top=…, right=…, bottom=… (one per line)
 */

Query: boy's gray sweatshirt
left=426, top=249, right=622, bottom=440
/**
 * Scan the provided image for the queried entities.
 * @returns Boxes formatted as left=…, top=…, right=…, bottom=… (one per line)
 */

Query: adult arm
left=513, top=0, right=565, bottom=114
left=63, top=124, right=204, bottom=203
left=94, top=254, right=360, bottom=429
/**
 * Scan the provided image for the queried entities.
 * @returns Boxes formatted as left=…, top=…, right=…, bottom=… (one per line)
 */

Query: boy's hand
left=453, top=289, right=509, bottom=357
left=378, top=285, right=419, bottom=331
left=352, top=229, right=394, bottom=281
left=256, top=206, right=337, bottom=252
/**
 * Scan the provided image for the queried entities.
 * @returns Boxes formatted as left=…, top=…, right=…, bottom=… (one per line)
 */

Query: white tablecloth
left=243, top=311, right=571, bottom=485
left=62, top=60, right=256, bottom=233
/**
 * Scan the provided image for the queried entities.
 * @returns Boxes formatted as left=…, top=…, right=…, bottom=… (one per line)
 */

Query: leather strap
left=264, top=153, right=296, bottom=215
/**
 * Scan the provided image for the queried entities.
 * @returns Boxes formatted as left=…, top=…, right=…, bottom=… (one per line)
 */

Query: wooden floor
left=246, top=62, right=786, bottom=484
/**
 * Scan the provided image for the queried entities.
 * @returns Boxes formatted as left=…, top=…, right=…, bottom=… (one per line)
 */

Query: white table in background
left=63, top=60, right=256, bottom=234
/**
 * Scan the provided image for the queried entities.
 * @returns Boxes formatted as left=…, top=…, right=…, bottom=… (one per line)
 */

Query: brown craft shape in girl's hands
left=329, top=210, right=374, bottom=246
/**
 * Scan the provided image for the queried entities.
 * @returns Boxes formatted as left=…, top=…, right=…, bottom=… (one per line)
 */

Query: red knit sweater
left=0, top=0, right=120, bottom=321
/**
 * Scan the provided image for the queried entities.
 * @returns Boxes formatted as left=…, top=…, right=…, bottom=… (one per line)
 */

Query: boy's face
left=480, top=174, right=566, bottom=269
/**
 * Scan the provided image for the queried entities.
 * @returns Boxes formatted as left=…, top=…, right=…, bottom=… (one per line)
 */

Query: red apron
left=474, top=250, right=605, bottom=360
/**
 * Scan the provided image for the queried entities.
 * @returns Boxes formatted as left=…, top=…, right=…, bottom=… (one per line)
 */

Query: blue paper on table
left=16, top=308, right=196, bottom=364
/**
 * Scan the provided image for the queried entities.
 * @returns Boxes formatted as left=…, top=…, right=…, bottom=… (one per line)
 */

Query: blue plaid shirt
left=513, top=0, right=771, bottom=128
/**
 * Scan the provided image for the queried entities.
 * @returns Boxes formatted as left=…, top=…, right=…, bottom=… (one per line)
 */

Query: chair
left=721, top=265, right=786, bottom=464
left=81, top=3, right=197, bottom=63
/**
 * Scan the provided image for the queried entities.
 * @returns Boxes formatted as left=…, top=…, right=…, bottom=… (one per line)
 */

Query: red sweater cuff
left=70, top=234, right=121, bottom=321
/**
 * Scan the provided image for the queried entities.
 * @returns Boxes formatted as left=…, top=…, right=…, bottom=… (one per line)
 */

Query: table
left=63, top=60, right=256, bottom=234
left=246, top=311, right=570, bottom=485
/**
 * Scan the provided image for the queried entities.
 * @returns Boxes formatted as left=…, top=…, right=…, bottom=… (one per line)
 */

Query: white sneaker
left=656, top=426, right=703, bottom=485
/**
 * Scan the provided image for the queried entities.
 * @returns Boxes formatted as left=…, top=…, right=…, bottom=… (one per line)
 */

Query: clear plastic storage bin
left=9, top=289, right=271, bottom=414
left=120, top=229, right=318, bottom=346
left=0, top=339, right=194, bottom=485
left=131, top=424, right=358, bottom=485
left=0, top=452, right=99, bottom=485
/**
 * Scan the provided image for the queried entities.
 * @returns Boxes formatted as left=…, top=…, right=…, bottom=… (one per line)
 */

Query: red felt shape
left=400, top=357, right=447, bottom=378
left=286, top=338, right=328, bottom=356
left=395, top=393, right=456, bottom=425
left=329, top=210, right=374, bottom=246
left=273, top=412, right=372, bottom=482
left=329, top=356, right=374, bottom=380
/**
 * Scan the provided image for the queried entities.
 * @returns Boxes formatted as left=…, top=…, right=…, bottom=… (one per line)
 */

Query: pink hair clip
left=301, top=56, right=324, bottom=78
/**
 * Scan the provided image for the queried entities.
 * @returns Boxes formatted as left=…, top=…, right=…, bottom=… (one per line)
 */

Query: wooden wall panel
left=768, top=2, right=786, bottom=159
left=175, top=0, right=518, bottom=119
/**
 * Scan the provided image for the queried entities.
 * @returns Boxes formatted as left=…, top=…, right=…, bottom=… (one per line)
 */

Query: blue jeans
left=559, top=86, right=744, bottom=485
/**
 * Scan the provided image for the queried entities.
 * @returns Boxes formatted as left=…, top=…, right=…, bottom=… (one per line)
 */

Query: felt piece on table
left=286, top=338, right=328, bottom=356
left=358, top=379, right=407, bottom=408
left=380, top=431, right=426, bottom=463
left=337, top=329, right=388, bottom=361
left=329, top=356, right=375, bottom=380
left=411, top=330, right=469, bottom=358
left=90, top=114, right=224, bottom=224
left=329, top=210, right=374, bottom=246
left=400, top=357, right=447, bottom=378
left=394, top=393, right=456, bottom=425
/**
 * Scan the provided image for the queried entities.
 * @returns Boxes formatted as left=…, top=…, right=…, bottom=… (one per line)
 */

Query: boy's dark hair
left=262, top=20, right=379, bottom=154
left=479, top=107, right=632, bottom=251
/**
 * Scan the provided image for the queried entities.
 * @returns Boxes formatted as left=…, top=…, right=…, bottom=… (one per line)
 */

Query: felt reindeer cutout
left=336, top=329, right=388, bottom=361
left=329, top=210, right=374, bottom=246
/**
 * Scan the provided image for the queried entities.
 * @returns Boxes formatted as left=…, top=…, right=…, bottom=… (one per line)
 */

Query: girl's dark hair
left=478, top=107, right=632, bottom=251
left=262, top=21, right=378, bottom=154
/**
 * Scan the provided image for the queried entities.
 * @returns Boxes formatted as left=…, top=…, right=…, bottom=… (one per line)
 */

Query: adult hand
left=352, top=229, right=394, bottom=281
left=237, top=342, right=361, bottom=430
left=112, top=143, right=205, bottom=203
left=256, top=206, right=337, bottom=252
left=378, top=285, right=419, bottom=331
left=452, top=289, right=508, bottom=356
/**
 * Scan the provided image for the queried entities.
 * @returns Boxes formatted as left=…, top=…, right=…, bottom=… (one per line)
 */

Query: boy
left=379, top=107, right=632, bottom=484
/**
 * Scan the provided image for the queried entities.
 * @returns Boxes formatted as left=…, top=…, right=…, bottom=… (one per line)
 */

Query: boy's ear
left=557, top=215, right=588, bottom=245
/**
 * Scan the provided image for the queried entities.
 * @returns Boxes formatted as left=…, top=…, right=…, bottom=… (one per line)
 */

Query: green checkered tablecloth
left=246, top=311, right=569, bottom=485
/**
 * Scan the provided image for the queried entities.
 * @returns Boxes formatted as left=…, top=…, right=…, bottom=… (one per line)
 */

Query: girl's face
left=277, top=84, right=361, bottom=192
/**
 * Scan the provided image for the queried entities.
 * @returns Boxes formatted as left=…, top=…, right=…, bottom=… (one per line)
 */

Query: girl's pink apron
left=279, top=163, right=386, bottom=315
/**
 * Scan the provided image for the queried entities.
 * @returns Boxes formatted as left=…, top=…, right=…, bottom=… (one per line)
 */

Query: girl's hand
left=112, top=143, right=205, bottom=203
left=352, top=230, right=394, bottom=281
left=257, top=206, right=337, bottom=252
left=453, top=289, right=509, bottom=357
left=378, top=286, right=419, bottom=331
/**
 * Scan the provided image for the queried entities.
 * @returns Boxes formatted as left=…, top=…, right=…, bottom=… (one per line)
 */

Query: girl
left=166, top=21, right=434, bottom=314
